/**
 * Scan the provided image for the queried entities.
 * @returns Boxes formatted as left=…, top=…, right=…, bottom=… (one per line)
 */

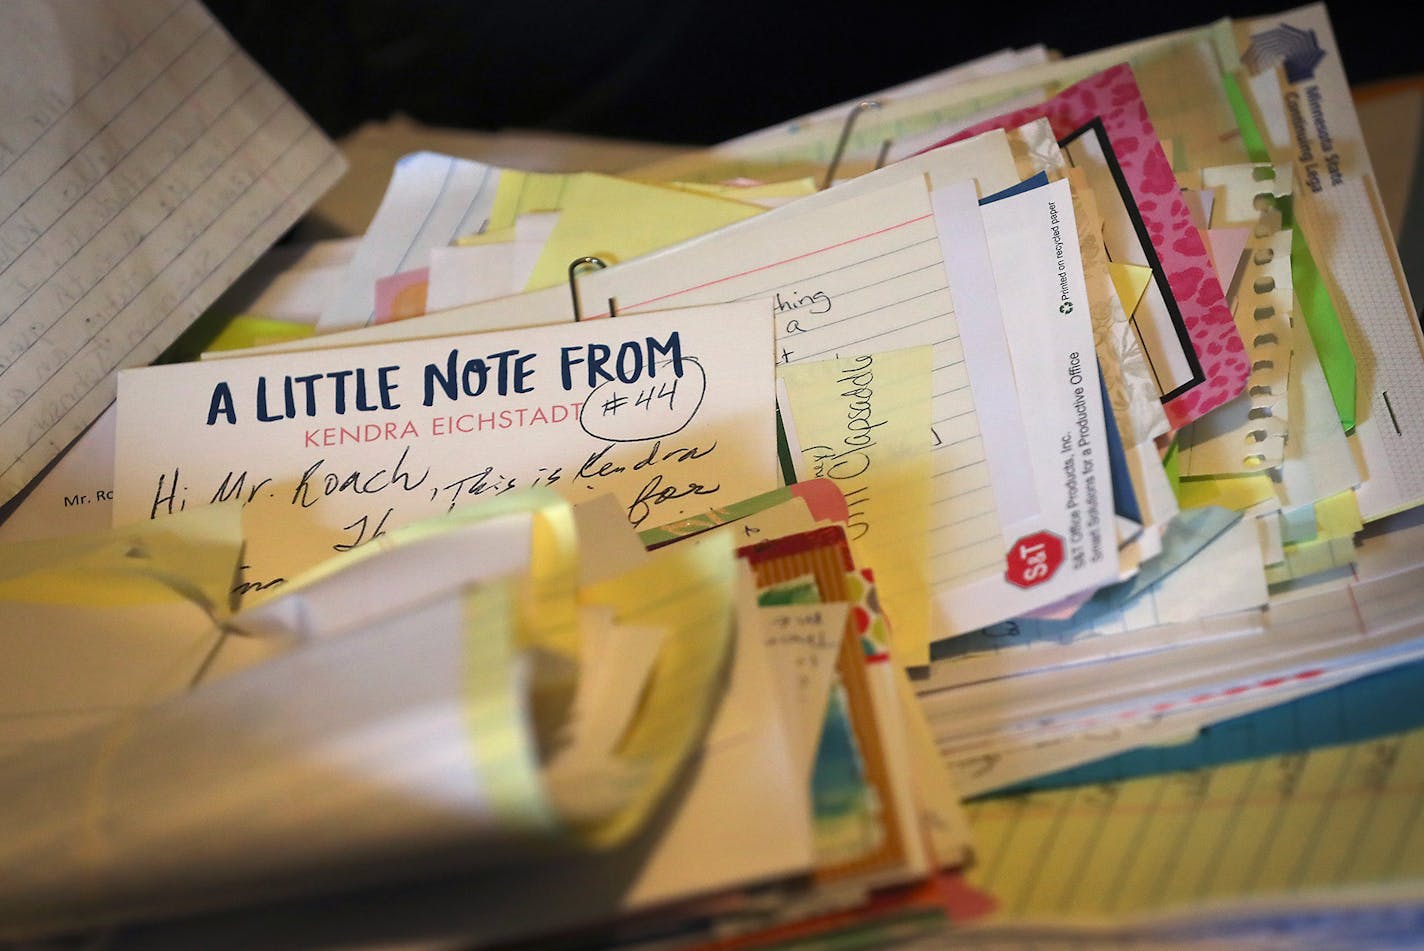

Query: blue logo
left=1244, top=23, right=1328, bottom=83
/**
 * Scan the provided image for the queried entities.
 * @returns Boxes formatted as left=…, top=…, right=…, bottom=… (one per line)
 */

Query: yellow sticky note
left=523, top=174, right=765, bottom=292
left=1107, top=260, right=1153, bottom=315
left=569, top=531, right=736, bottom=847
left=1177, top=473, right=1276, bottom=512
left=0, top=505, right=243, bottom=610
left=777, top=347, right=934, bottom=666
left=1315, top=489, right=1364, bottom=539
left=488, top=170, right=572, bottom=233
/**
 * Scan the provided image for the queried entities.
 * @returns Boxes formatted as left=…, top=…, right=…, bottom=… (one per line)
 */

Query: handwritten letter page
left=0, top=0, right=346, bottom=509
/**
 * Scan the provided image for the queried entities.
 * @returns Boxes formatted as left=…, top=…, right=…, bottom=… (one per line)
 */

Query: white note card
left=114, top=300, right=778, bottom=593
left=0, top=0, right=346, bottom=509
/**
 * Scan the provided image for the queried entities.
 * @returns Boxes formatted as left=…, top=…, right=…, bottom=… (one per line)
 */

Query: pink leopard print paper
left=926, top=64, right=1248, bottom=430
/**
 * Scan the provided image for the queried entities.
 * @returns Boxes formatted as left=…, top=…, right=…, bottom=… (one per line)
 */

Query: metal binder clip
left=568, top=255, right=609, bottom=322
left=822, top=99, right=882, bottom=190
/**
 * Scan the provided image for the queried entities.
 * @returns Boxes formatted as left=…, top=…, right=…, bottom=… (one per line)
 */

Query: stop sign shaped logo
left=1005, top=531, right=1064, bottom=588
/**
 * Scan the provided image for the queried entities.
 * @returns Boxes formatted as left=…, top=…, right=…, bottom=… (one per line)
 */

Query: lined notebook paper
left=0, top=0, right=345, bottom=509
left=965, top=723, right=1424, bottom=919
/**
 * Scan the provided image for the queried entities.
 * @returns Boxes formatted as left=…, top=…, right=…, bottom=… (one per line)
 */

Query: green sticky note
left=1292, top=224, right=1357, bottom=431
left=1279, top=504, right=1319, bottom=545
left=159, top=312, right=314, bottom=363
left=204, top=315, right=314, bottom=353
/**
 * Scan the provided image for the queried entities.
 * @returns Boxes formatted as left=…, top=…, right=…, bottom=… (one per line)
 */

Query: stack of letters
left=2, top=0, right=1422, bottom=947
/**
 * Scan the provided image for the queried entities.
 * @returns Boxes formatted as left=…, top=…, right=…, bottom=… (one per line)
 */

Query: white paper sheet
left=0, top=583, right=547, bottom=937
left=0, top=405, right=116, bottom=543
left=316, top=152, right=502, bottom=331
left=207, top=237, right=358, bottom=323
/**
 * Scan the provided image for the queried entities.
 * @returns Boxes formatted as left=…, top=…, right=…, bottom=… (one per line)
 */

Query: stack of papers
left=3, top=0, right=1423, bottom=946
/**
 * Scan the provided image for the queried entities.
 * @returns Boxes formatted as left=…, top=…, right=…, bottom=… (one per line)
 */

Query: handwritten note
left=0, top=0, right=345, bottom=511
left=759, top=601, right=851, bottom=781
left=113, top=301, right=777, bottom=596
left=777, top=348, right=934, bottom=664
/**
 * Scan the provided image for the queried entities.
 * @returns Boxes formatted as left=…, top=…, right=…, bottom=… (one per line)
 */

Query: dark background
left=206, top=1, right=1420, bottom=147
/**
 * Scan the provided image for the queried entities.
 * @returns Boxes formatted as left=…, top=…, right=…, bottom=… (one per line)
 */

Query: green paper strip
left=1163, top=437, right=1181, bottom=504
left=1222, top=71, right=1271, bottom=165
left=1292, top=223, right=1357, bottom=431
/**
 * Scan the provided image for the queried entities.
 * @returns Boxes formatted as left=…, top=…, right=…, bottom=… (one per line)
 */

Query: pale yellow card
left=1177, top=473, right=1277, bottom=512
left=568, top=531, right=737, bottom=847
left=777, top=346, right=934, bottom=666
left=524, top=173, right=765, bottom=291
left=1315, top=489, right=1364, bottom=538
left=1107, top=261, right=1153, bottom=316
left=488, top=170, right=571, bottom=232
left=668, top=177, right=819, bottom=208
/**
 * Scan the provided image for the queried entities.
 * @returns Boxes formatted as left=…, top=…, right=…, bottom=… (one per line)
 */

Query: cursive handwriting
left=576, top=439, right=716, bottom=481
left=231, top=565, right=286, bottom=598
left=291, top=446, right=430, bottom=509
left=431, top=463, right=563, bottom=512
left=626, top=474, right=720, bottom=528
left=773, top=289, right=831, bottom=317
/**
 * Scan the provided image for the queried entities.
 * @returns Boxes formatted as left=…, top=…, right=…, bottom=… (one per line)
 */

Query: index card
left=580, top=139, right=1123, bottom=639
left=582, top=175, right=1011, bottom=639
left=0, top=406, right=116, bottom=543
left=0, top=0, right=345, bottom=510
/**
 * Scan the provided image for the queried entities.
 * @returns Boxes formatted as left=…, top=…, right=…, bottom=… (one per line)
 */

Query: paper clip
left=568, top=255, right=609, bottom=322
left=822, top=99, right=882, bottom=190
left=874, top=139, right=893, bottom=170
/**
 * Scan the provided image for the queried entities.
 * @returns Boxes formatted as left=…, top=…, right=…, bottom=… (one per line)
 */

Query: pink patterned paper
left=926, top=64, right=1248, bottom=429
